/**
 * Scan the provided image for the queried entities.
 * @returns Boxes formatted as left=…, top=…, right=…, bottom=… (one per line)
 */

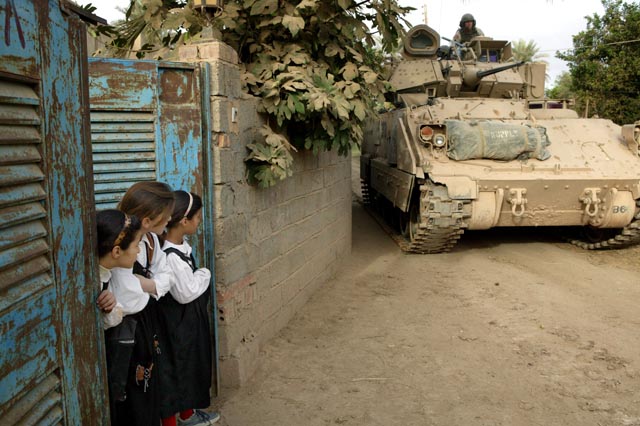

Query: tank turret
left=361, top=24, right=640, bottom=254
left=387, top=25, right=544, bottom=106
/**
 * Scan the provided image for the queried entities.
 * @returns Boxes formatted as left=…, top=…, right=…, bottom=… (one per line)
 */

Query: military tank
left=360, top=24, right=640, bottom=253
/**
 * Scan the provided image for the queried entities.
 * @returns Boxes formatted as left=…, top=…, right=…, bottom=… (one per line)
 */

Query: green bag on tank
left=446, top=120, right=551, bottom=161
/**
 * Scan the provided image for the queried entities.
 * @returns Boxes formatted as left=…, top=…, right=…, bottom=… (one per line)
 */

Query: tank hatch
left=404, top=25, right=440, bottom=57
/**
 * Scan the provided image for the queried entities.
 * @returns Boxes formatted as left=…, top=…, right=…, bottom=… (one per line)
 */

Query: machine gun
left=441, top=36, right=471, bottom=60
left=441, top=36, right=464, bottom=49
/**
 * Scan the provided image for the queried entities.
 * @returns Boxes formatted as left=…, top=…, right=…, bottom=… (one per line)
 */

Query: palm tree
left=511, top=39, right=548, bottom=64
left=511, top=39, right=549, bottom=81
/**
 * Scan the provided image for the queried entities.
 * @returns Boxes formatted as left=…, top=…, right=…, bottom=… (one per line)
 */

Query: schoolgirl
left=96, top=209, right=146, bottom=424
left=159, top=191, right=219, bottom=426
left=108, top=181, right=175, bottom=426
left=117, top=181, right=175, bottom=299
left=96, top=209, right=139, bottom=330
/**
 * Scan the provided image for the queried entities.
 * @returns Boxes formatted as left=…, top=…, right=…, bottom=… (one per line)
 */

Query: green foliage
left=217, top=0, right=412, bottom=186
left=545, top=71, right=575, bottom=99
left=557, top=0, right=640, bottom=124
left=95, top=0, right=413, bottom=187
left=246, top=125, right=296, bottom=188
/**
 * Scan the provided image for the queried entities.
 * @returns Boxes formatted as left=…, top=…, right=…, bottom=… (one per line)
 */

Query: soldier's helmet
left=459, top=13, right=476, bottom=28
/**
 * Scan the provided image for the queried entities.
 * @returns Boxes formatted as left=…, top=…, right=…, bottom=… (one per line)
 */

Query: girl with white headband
left=158, top=190, right=220, bottom=426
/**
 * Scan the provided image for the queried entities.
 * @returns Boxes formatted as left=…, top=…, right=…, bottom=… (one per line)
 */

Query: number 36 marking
left=612, top=206, right=628, bottom=214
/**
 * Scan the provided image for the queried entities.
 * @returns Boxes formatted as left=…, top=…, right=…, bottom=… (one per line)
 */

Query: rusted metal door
left=88, top=58, right=219, bottom=395
left=0, top=0, right=107, bottom=424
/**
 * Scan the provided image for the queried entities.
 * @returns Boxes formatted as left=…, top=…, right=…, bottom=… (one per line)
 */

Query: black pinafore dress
left=157, top=247, right=212, bottom=417
left=107, top=240, right=161, bottom=426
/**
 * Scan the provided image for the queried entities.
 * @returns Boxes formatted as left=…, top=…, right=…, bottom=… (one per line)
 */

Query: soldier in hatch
left=452, top=13, right=484, bottom=44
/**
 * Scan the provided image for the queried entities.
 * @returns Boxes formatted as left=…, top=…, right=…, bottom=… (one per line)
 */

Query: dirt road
left=215, top=161, right=640, bottom=426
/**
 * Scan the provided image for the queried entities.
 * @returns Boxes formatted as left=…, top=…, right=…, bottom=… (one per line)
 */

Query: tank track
left=400, top=182, right=471, bottom=254
left=569, top=201, right=640, bottom=250
left=362, top=178, right=471, bottom=254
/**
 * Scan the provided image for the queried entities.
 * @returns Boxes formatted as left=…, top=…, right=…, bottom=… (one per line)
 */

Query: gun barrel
left=442, top=36, right=464, bottom=48
left=476, top=61, right=525, bottom=79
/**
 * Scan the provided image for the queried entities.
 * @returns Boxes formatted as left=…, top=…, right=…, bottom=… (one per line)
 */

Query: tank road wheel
left=569, top=200, right=640, bottom=250
left=399, top=181, right=472, bottom=254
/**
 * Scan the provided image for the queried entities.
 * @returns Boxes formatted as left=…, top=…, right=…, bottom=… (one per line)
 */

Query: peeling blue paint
left=0, top=0, right=106, bottom=423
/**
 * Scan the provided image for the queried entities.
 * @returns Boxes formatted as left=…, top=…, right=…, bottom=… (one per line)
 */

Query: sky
left=84, top=0, right=613, bottom=86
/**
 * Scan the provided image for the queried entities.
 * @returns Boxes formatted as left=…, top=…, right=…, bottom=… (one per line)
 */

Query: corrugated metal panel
left=0, top=78, right=61, bottom=425
left=88, top=59, right=163, bottom=209
left=91, top=111, right=156, bottom=209
left=2, top=0, right=108, bottom=423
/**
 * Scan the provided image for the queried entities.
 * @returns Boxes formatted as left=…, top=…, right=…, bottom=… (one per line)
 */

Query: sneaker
left=178, top=410, right=221, bottom=426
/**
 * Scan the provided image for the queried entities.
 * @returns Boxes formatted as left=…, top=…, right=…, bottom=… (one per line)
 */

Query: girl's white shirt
left=162, top=239, right=211, bottom=304
left=99, top=265, right=124, bottom=329
left=138, top=232, right=173, bottom=299
left=109, top=267, right=149, bottom=316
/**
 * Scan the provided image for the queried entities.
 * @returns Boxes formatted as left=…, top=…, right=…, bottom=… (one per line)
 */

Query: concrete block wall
left=180, top=41, right=352, bottom=388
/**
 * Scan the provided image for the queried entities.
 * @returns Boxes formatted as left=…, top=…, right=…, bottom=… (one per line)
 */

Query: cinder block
left=235, top=98, right=263, bottom=140
left=301, top=150, right=320, bottom=170
left=323, top=163, right=343, bottom=188
left=248, top=185, right=271, bottom=213
left=213, top=184, right=235, bottom=219
left=306, top=169, right=325, bottom=193
left=247, top=210, right=272, bottom=244
left=275, top=173, right=300, bottom=204
left=215, top=245, right=250, bottom=286
left=257, top=232, right=284, bottom=269
left=209, top=97, right=233, bottom=133
left=306, top=190, right=325, bottom=216
left=280, top=268, right=302, bottom=305
left=213, top=182, right=250, bottom=220
left=209, top=60, right=242, bottom=98
left=257, top=284, right=283, bottom=321
left=212, top=147, right=245, bottom=184
left=273, top=303, right=295, bottom=336
left=267, top=255, right=292, bottom=288
left=197, top=41, right=239, bottom=64
left=219, top=337, right=260, bottom=389
left=318, top=149, right=340, bottom=167
left=287, top=196, right=309, bottom=223
left=214, top=214, right=247, bottom=252
left=284, top=245, right=306, bottom=276
left=289, top=284, right=313, bottom=315
left=217, top=310, right=256, bottom=357
left=278, top=223, right=301, bottom=253
left=291, top=150, right=306, bottom=173
left=269, top=202, right=288, bottom=231
left=178, top=45, right=199, bottom=61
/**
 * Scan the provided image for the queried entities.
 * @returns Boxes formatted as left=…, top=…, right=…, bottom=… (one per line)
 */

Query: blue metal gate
left=0, top=0, right=107, bottom=424
left=88, top=58, right=219, bottom=395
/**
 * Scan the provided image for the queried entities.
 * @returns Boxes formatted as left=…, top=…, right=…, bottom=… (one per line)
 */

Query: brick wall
left=180, top=41, right=352, bottom=388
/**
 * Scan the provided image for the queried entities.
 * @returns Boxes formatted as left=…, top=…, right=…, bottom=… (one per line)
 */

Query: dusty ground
left=214, top=158, right=640, bottom=426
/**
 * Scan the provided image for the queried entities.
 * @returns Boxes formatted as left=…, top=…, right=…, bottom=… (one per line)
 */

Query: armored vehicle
left=360, top=24, right=640, bottom=253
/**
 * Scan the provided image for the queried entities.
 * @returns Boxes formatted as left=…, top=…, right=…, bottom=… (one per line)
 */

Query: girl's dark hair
left=118, top=181, right=175, bottom=220
left=166, top=191, right=203, bottom=229
left=97, top=209, right=142, bottom=257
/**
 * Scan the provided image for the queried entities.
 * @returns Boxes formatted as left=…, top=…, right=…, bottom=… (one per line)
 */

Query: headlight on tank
left=433, top=134, right=446, bottom=147
left=419, top=125, right=434, bottom=142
